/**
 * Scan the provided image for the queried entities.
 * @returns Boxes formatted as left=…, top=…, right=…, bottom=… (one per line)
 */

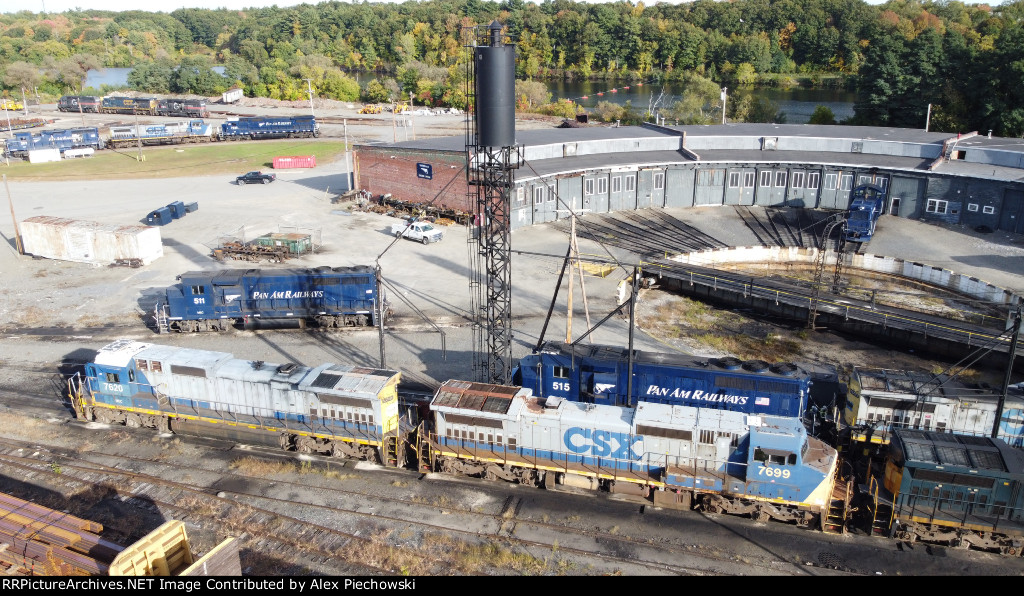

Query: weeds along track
left=0, top=423, right=843, bottom=576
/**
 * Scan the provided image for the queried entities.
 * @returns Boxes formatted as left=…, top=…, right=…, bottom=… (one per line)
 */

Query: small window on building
left=759, top=170, right=772, bottom=187
left=807, top=172, right=820, bottom=189
left=516, top=187, right=525, bottom=205
left=926, top=199, right=949, bottom=214
left=840, top=174, right=853, bottom=191
left=534, top=186, right=544, bottom=205
left=744, top=171, right=755, bottom=188
left=654, top=173, right=664, bottom=190
left=775, top=171, right=788, bottom=188
left=548, top=184, right=555, bottom=202
left=584, top=179, right=594, bottom=196
left=983, top=206, right=995, bottom=214
left=858, top=175, right=872, bottom=185
left=824, top=173, right=838, bottom=190
left=728, top=171, right=741, bottom=188
left=625, top=175, right=636, bottom=192
left=612, top=176, right=621, bottom=193
left=791, top=172, right=804, bottom=189
left=967, top=203, right=979, bottom=212
left=597, top=177, right=608, bottom=194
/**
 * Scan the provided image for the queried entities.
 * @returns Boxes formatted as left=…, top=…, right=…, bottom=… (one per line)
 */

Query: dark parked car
left=236, top=171, right=276, bottom=185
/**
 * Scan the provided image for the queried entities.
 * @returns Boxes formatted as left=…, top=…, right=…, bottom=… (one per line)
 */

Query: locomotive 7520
left=154, top=266, right=390, bottom=333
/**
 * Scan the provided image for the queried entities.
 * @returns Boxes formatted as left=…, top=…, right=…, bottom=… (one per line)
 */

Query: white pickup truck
left=391, top=220, right=443, bottom=244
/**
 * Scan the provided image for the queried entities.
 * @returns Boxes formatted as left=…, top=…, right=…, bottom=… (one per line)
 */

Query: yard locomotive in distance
left=218, top=116, right=319, bottom=141
left=154, top=266, right=390, bottom=333
left=516, top=341, right=811, bottom=417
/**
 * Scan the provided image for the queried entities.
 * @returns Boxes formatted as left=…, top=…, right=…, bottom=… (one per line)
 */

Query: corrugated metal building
left=20, top=216, right=164, bottom=266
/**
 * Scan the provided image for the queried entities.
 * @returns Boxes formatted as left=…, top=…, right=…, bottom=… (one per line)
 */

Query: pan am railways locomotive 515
left=426, top=380, right=841, bottom=527
left=68, top=340, right=409, bottom=465
left=154, top=266, right=389, bottom=333
left=516, top=342, right=811, bottom=418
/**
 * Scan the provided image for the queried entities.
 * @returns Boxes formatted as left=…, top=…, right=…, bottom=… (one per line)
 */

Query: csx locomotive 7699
left=154, top=267, right=390, bottom=333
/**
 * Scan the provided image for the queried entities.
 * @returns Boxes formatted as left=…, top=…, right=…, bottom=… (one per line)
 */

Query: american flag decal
left=755, top=397, right=770, bottom=406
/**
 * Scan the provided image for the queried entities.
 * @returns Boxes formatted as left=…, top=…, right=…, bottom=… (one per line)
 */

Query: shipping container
left=272, top=155, right=316, bottom=169
left=20, top=216, right=163, bottom=265
left=28, top=148, right=61, bottom=163
left=146, top=207, right=174, bottom=226
left=222, top=89, right=244, bottom=104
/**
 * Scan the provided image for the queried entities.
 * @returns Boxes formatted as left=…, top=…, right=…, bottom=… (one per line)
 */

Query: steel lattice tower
left=466, top=22, right=517, bottom=384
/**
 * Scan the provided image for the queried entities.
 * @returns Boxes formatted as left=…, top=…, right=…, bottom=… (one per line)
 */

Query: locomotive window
left=446, top=428, right=453, bottom=439
left=754, top=448, right=767, bottom=462
left=770, top=454, right=787, bottom=465
left=496, top=434, right=502, bottom=444
left=699, top=429, right=715, bottom=444
left=106, top=373, right=120, bottom=383
left=508, top=437, right=516, bottom=450
left=152, top=361, right=162, bottom=372
left=309, top=408, right=318, bottom=420
left=468, top=432, right=475, bottom=440
left=190, top=285, right=205, bottom=295
left=322, top=408, right=328, bottom=418
left=910, top=486, right=920, bottom=496
left=368, top=415, right=373, bottom=425
left=788, top=454, right=796, bottom=465
left=553, top=366, right=569, bottom=379
left=128, top=370, right=135, bottom=383
left=136, top=359, right=148, bottom=371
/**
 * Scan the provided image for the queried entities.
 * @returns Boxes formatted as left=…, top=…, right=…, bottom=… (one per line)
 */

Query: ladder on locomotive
left=384, top=432, right=404, bottom=467
left=822, top=476, right=853, bottom=534
left=154, top=303, right=170, bottom=334
left=865, top=476, right=895, bottom=537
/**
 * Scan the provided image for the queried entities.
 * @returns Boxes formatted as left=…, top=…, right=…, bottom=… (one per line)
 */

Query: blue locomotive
left=154, top=266, right=390, bottom=333
left=426, top=380, right=840, bottom=526
left=864, top=429, right=1024, bottom=555
left=106, top=120, right=213, bottom=149
left=69, top=339, right=407, bottom=465
left=516, top=342, right=811, bottom=417
left=844, top=183, right=886, bottom=242
left=218, top=116, right=319, bottom=141
left=4, top=127, right=103, bottom=158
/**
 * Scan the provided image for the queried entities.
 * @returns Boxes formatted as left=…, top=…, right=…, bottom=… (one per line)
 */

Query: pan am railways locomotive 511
left=154, top=266, right=389, bottom=333
left=68, top=339, right=409, bottom=465
left=516, top=342, right=811, bottom=418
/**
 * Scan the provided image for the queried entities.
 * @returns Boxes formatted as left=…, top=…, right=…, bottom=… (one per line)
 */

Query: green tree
left=808, top=105, right=837, bottom=125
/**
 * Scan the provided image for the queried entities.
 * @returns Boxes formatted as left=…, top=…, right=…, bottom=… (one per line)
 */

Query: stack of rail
left=0, top=492, right=121, bottom=575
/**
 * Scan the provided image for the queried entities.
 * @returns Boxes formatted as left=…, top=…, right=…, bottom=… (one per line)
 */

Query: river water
left=85, top=68, right=855, bottom=124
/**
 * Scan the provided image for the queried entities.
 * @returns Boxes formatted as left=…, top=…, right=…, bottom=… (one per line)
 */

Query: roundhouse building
left=354, top=123, right=1024, bottom=234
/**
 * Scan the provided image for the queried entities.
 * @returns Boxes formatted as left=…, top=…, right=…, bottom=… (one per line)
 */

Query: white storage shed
left=20, top=216, right=164, bottom=266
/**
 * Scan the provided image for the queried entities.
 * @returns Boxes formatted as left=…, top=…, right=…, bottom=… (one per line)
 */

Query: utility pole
left=4, top=175, right=22, bottom=255
left=721, top=87, right=727, bottom=125
left=994, top=304, right=1022, bottom=439
left=925, top=103, right=932, bottom=132
left=303, top=79, right=315, bottom=119
left=133, top=109, right=143, bottom=162
left=344, top=118, right=353, bottom=191
left=20, top=88, right=27, bottom=117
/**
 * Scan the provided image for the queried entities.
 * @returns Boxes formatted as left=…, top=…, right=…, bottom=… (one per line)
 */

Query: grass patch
left=2, top=139, right=348, bottom=181
left=229, top=455, right=296, bottom=476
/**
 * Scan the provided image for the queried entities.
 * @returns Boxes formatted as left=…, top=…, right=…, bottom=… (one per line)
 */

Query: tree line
left=1, top=0, right=1023, bottom=135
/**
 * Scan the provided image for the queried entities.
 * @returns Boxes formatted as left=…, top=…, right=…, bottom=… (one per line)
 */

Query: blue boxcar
left=427, top=380, right=838, bottom=525
left=218, top=115, right=320, bottom=141
left=155, top=266, right=388, bottom=332
left=516, top=341, right=811, bottom=417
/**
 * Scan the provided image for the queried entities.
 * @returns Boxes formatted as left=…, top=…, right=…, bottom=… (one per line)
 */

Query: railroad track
left=0, top=426, right=852, bottom=576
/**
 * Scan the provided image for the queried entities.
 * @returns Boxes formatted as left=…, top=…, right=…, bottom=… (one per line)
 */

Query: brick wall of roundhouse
left=356, top=149, right=472, bottom=212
